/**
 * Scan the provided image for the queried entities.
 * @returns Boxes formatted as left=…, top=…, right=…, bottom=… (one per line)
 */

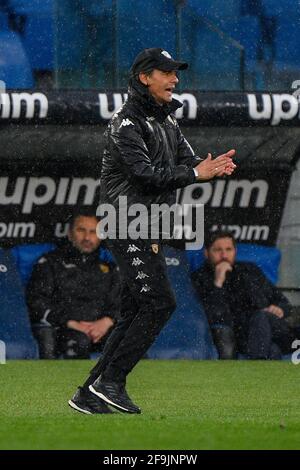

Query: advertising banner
left=0, top=91, right=298, bottom=247
left=1, top=90, right=300, bottom=126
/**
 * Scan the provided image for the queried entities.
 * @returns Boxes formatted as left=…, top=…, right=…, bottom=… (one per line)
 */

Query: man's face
left=205, top=237, right=236, bottom=267
left=68, top=216, right=100, bottom=254
left=139, top=69, right=179, bottom=104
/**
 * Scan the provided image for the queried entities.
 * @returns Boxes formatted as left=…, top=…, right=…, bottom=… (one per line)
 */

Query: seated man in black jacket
left=26, top=208, right=120, bottom=359
left=192, top=231, right=294, bottom=359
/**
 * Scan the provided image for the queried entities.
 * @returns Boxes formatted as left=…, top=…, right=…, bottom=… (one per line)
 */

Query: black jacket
left=100, top=78, right=201, bottom=215
left=192, top=261, right=292, bottom=328
left=26, top=243, right=120, bottom=327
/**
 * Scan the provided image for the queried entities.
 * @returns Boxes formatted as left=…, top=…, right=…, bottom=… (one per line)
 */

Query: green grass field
left=0, top=359, right=299, bottom=450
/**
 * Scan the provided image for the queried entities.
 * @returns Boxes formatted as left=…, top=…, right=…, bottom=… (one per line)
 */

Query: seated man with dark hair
left=26, top=208, right=120, bottom=359
left=191, top=231, right=294, bottom=360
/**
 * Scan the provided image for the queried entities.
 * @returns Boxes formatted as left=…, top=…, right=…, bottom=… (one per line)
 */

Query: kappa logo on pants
left=140, top=284, right=151, bottom=293
left=135, top=271, right=149, bottom=280
left=127, top=244, right=141, bottom=253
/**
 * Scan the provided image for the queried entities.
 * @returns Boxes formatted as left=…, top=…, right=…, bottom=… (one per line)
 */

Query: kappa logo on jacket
left=120, top=118, right=134, bottom=128
left=167, top=115, right=176, bottom=126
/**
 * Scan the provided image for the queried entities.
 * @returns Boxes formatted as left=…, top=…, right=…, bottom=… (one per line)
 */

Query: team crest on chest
left=151, top=244, right=159, bottom=254
left=99, top=263, right=110, bottom=273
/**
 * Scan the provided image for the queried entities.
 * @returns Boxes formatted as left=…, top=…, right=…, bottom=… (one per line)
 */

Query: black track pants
left=84, top=238, right=176, bottom=387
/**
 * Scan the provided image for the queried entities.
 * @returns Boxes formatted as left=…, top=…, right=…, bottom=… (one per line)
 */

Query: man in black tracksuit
left=27, top=209, right=120, bottom=359
left=69, top=48, right=236, bottom=415
left=191, top=231, right=294, bottom=360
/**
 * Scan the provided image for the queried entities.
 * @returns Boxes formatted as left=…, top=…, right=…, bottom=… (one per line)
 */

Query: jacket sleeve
left=108, top=117, right=196, bottom=192
left=175, top=120, right=204, bottom=168
left=246, top=264, right=292, bottom=317
left=26, top=256, right=70, bottom=327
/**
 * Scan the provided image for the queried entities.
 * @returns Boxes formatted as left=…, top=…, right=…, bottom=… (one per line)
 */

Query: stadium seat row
left=1, top=0, right=300, bottom=89
left=0, top=242, right=280, bottom=360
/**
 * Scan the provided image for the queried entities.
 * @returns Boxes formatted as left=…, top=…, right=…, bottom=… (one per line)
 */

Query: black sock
left=82, top=372, right=100, bottom=391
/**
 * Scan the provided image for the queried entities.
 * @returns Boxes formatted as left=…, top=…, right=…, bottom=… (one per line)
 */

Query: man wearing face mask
left=192, top=231, right=294, bottom=360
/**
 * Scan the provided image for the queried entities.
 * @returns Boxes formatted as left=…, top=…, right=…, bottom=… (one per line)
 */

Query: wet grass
left=0, top=359, right=299, bottom=449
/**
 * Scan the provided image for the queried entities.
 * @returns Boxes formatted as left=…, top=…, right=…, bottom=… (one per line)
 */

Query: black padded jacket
left=100, top=78, right=202, bottom=215
left=192, top=261, right=292, bottom=328
left=26, top=243, right=120, bottom=327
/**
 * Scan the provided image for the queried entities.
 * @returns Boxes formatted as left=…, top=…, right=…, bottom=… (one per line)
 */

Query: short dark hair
left=204, top=230, right=236, bottom=250
left=68, top=206, right=99, bottom=230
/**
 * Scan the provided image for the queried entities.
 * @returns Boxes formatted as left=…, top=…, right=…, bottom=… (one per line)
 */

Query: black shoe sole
left=68, top=399, right=93, bottom=415
left=89, top=385, right=141, bottom=414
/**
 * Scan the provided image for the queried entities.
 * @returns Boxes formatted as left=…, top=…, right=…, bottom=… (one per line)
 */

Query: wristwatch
left=193, top=168, right=199, bottom=178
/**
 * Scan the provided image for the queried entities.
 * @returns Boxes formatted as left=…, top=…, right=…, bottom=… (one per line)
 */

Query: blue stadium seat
left=241, top=0, right=264, bottom=17
left=228, top=16, right=261, bottom=63
left=0, top=30, right=34, bottom=87
left=10, top=0, right=52, bottom=14
left=54, top=0, right=86, bottom=71
left=180, top=3, right=253, bottom=90
left=0, top=249, right=38, bottom=359
left=274, top=18, right=300, bottom=70
left=187, top=0, right=241, bottom=22
left=147, top=246, right=217, bottom=359
left=183, top=24, right=242, bottom=90
left=0, top=11, right=9, bottom=30
left=186, top=243, right=281, bottom=284
left=80, top=0, right=113, bottom=17
left=212, top=16, right=262, bottom=88
left=11, top=243, right=56, bottom=285
left=181, top=4, right=266, bottom=89
left=117, top=0, right=176, bottom=72
left=261, top=0, right=299, bottom=17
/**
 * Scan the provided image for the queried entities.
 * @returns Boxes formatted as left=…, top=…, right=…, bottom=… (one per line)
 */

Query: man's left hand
left=263, top=305, right=284, bottom=318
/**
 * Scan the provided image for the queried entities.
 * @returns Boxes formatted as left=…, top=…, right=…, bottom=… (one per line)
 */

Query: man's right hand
left=195, top=149, right=236, bottom=180
left=66, top=320, right=93, bottom=337
left=214, top=261, right=233, bottom=288
left=263, top=305, right=284, bottom=319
